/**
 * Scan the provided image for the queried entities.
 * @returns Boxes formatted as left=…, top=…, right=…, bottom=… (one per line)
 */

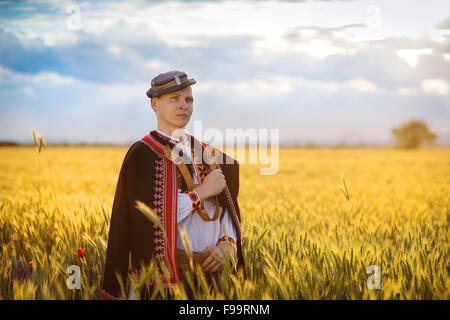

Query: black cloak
left=100, top=130, right=245, bottom=299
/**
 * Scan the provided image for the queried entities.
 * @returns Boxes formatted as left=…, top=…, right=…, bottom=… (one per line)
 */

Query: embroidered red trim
left=217, top=235, right=236, bottom=248
left=197, top=165, right=208, bottom=180
left=184, top=190, right=201, bottom=211
left=153, top=129, right=180, bottom=145
left=139, top=132, right=180, bottom=285
left=100, top=289, right=120, bottom=300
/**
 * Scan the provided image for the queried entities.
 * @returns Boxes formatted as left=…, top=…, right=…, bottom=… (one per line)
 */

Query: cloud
left=0, top=0, right=449, bottom=145
left=0, top=65, right=152, bottom=144
left=421, top=78, right=449, bottom=95
left=435, top=17, right=450, bottom=29
left=0, top=24, right=172, bottom=83
left=259, top=24, right=450, bottom=93
left=395, top=48, right=433, bottom=67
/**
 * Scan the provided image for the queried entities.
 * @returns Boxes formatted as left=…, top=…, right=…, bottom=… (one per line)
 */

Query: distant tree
left=304, top=141, right=317, bottom=148
left=0, top=141, right=19, bottom=146
left=392, top=120, right=437, bottom=149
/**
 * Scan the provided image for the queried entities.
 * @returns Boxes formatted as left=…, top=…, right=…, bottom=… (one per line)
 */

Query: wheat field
left=0, top=145, right=448, bottom=299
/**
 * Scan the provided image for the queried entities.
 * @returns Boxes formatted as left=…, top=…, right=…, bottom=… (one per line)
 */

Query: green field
left=0, top=146, right=449, bottom=299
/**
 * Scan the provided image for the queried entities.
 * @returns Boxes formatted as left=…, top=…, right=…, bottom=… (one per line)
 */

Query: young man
left=101, top=70, right=245, bottom=300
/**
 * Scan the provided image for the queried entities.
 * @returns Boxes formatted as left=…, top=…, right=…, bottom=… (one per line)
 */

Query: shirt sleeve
left=177, top=188, right=193, bottom=223
left=218, top=207, right=237, bottom=243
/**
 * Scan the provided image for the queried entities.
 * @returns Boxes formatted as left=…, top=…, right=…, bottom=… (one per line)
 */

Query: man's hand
left=194, top=168, right=226, bottom=201
left=200, top=242, right=234, bottom=273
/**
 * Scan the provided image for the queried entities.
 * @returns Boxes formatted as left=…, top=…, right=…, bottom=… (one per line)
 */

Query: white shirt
left=155, top=129, right=237, bottom=252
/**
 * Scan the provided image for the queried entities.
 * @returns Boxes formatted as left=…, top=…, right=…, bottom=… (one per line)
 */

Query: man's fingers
left=204, top=246, right=215, bottom=255
left=202, top=257, right=217, bottom=272
left=204, top=260, right=217, bottom=272
left=201, top=255, right=214, bottom=270
left=205, top=259, right=223, bottom=273
left=201, top=247, right=227, bottom=272
left=200, top=247, right=215, bottom=269
left=201, top=252, right=225, bottom=272
left=207, top=256, right=225, bottom=272
left=211, top=263, right=223, bottom=273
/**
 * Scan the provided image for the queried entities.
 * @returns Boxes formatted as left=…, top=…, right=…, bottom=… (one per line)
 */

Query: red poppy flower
left=28, top=261, right=33, bottom=269
left=77, top=248, right=86, bottom=260
left=391, top=238, right=396, bottom=245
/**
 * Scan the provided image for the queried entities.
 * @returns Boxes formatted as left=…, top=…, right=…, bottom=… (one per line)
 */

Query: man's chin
left=174, top=118, right=190, bottom=127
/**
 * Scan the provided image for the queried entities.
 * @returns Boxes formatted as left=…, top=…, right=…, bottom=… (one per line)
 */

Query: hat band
left=152, top=74, right=189, bottom=91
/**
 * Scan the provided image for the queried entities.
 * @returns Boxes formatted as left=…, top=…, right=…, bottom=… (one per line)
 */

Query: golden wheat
left=0, top=145, right=448, bottom=299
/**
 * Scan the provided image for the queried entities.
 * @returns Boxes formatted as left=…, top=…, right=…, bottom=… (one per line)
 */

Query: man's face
left=151, top=86, right=194, bottom=131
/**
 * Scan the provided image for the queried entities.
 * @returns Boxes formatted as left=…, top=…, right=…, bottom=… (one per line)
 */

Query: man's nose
left=179, top=100, right=189, bottom=109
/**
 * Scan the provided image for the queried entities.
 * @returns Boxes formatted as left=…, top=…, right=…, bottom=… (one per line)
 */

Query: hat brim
left=146, top=78, right=197, bottom=98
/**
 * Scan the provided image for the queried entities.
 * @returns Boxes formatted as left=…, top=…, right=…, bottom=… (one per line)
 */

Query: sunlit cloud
left=421, top=78, right=449, bottom=95
left=396, top=48, right=433, bottom=67
left=347, top=79, right=377, bottom=92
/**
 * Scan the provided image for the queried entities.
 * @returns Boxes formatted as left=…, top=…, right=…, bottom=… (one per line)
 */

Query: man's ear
left=150, top=97, right=158, bottom=112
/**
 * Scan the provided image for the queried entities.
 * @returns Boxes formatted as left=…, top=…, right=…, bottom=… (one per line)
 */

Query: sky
left=0, top=0, right=449, bottom=146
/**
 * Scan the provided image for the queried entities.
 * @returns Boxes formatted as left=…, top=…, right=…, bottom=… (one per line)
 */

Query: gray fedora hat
left=146, top=70, right=197, bottom=98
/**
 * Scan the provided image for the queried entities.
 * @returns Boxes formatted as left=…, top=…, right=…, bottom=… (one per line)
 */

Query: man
left=101, top=70, right=245, bottom=300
